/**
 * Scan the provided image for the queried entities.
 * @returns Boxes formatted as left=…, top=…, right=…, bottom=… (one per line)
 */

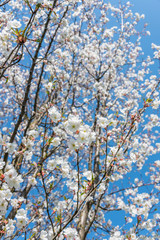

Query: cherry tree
left=0, top=0, right=160, bottom=239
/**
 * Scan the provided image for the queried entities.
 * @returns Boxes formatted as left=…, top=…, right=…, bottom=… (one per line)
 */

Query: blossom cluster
left=0, top=0, right=159, bottom=239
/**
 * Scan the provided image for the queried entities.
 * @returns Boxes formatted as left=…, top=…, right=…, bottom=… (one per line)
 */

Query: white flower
left=89, top=131, right=96, bottom=143
left=28, top=176, right=37, bottom=186
left=129, top=204, right=138, bottom=217
left=16, top=216, right=26, bottom=228
left=127, top=217, right=133, bottom=223
left=0, top=190, right=5, bottom=202
left=45, top=82, right=53, bottom=92
left=4, top=189, right=12, bottom=200
left=77, top=131, right=88, bottom=144
left=6, top=142, right=17, bottom=154
left=77, top=125, right=95, bottom=145
left=103, top=29, right=114, bottom=38
left=61, top=161, right=70, bottom=176
left=5, top=167, right=17, bottom=184
left=27, top=130, right=39, bottom=138
left=63, top=227, right=80, bottom=240
left=9, top=19, right=21, bottom=29
left=67, top=180, right=78, bottom=192
left=155, top=160, right=160, bottom=167
left=152, top=99, right=160, bottom=109
left=6, top=219, right=15, bottom=237
left=150, top=114, right=159, bottom=125
left=110, top=147, right=123, bottom=159
left=146, top=31, right=151, bottom=36
left=24, top=151, right=32, bottom=161
left=0, top=160, right=5, bottom=169
left=132, top=138, right=139, bottom=149
left=26, top=139, right=34, bottom=149
left=47, top=159, right=57, bottom=170
left=48, top=227, right=54, bottom=240
left=66, top=115, right=81, bottom=133
left=109, top=231, right=122, bottom=240
left=48, top=106, right=61, bottom=123
left=117, top=197, right=126, bottom=210
left=46, top=176, right=55, bottom=185
left=83, top=171, right=94, bottom=181
left=135, top=12, right=141, bottom=21
left=11, top=199, right=19, bottom=208
left=98, top=182, right=106, bottom=194
left=16, top=209, right=28, bottom=229
left=40, top=230, right=48, bottom=240
left=68, top=139, right=79, bottom=151
left=51, top=137, right=61, bottom=146
left=14, top=175, right=23, bottom=189
left=97, top=116, right=109, bottom=128
left=33, top=0, right=43, bottom=4
left=151, top=43, right=160, bottom=50
left=5, top=165, right=23, bottom=189
left=0, top=200, right=7, bottom=211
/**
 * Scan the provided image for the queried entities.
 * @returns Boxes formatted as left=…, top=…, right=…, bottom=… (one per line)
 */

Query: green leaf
left=48, top=137, right=53, bottom=143
left=57, top=213, right=62, bottom=222
left=146, top=98, right=153, bottom=103
left=5, top=77, right=9, bottom=84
